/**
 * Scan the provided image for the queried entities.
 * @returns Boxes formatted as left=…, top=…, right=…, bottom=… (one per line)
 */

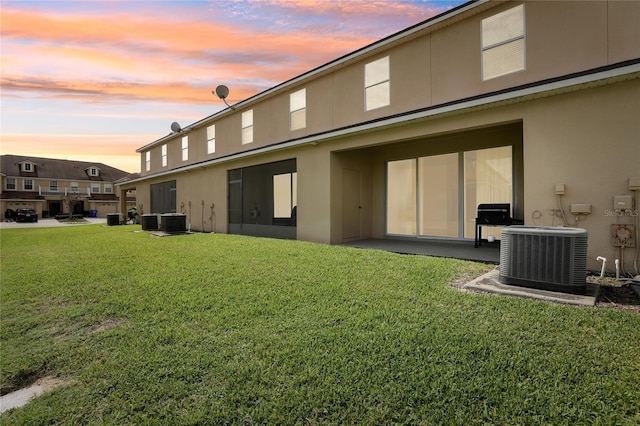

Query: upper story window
left=481, top=4, right=525, bottom=81
left=89, top=167, right=99, bottom=176
left=161, top=144, right=168, bottom=167
left=50, top=180, right=58, bottom=191
left=70, top=182, right=79, bottom=193
left=91, top=183, right=100, bottom=193
left=290, top=88, right=306, bottom=131
left=365, top=56, right=390, bottom=111
left=242, top=110, right=254, bottom=144
left=207, top=125, right=216, bottom=154
left=104, top=184, right=113, bottom=193
left=22, top=162, right=33, bottom=172
left=24, top=179, right=33, bottom=191
left=182, top=136, right=189, bottom=161
left=6, top=177, right=16, bottom=190
left=145, top=151, right=151, bottom=171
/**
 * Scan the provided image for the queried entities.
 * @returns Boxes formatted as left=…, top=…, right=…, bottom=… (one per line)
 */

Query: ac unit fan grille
left=499, top=227, right=587, bottom=294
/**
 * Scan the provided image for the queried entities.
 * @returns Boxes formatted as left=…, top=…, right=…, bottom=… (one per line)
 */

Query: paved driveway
left=0, top=217, right=107, bottom=229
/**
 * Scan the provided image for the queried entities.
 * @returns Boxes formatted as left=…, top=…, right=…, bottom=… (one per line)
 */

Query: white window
left=6, top=177, right=16, bottom=190
left=70, top=182, right=79, bottom=193
left=23, top=162, right=32, bottom=172
left=482, top=5, right=525, bottom=81
left=90, top=167, right=99, bottom=176
left=91, top=183, right=100, bottom=194
left=290, top=89, right=306, bottom=131
left=24, top=179, right=33, bottom=191
left=161, top=144, right=167, bottom=167
left=242, top=110, right=253, bottom=144
left=207, top=125, right=216, bottom=154
left=145, top=151, right=151, bottom=171
left=365, top=56, right=390, bottom=111
left=104, top=184, right=113, bottom=193
left=182, top=136, right=189, bottom=161
left=50, top=180, right=58, bottom=192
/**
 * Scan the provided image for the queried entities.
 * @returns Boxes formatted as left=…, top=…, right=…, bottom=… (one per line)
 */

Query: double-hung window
left=242, top=110, right=254, bottom=144
left=182, top=136, right=189, bottom=161
left=365, top=56, right=390, bottom=111
left=145, top=151, right=151, bottom=171
left=207, top=125, right=216, bottom=154
left=290, top=89, right=306, bottom=131
left=161, top=144, right=168, bottom=167
left=481, top=5, right=525, bottom=81
left=24, top=179, right=33, bottom=191
left=6, top=178, right=16, bottom=190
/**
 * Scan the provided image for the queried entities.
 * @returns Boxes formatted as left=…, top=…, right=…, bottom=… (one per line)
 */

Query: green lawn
left=1, top=225, right=639, bottom=424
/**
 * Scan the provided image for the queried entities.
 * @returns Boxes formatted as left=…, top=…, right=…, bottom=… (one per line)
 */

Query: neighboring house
left=117, top=0, right=640, bottom=273
left=1, top=155, right=137, bottom=218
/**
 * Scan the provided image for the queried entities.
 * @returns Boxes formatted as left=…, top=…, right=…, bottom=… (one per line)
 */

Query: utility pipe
left=596, top=256, right=607, bottom=277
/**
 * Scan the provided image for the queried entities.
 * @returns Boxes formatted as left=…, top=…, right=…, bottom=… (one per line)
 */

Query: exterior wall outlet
left=570, top=203, right=591, bottom=214
left=629, top=177, right=640, bottom=191
left=613, top=195, right=633, bottom=211
left=555, top=183, right=565, bottom=195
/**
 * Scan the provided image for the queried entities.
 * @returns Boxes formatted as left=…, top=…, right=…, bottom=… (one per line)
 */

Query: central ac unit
left=499, top=226, right=588, bottom=295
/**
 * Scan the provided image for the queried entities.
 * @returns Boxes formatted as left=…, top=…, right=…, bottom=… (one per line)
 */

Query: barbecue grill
left=474, top=203, right=522, bottom=247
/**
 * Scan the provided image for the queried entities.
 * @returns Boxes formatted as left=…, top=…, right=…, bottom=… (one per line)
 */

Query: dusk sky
left=1, top=0, right=467, bottom=173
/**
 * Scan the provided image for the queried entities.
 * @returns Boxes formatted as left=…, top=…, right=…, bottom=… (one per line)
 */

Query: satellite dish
left=170, top=122, right=181, bottom=133
left=215, top=85, right=229, bottom=100
left=213, top=85, right=235, bottom=110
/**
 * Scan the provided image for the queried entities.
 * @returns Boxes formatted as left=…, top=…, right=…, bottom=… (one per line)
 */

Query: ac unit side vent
left=499, top=226, right=587, bottom=295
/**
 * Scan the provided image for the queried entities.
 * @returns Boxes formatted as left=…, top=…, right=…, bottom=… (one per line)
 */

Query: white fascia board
left=120, top=63, right=640, bottom=187
left=136, top=1, right=488, bottom=153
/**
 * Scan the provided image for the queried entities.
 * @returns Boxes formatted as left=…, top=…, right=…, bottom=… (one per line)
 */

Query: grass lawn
left=1, top=225, right=639, bottom=424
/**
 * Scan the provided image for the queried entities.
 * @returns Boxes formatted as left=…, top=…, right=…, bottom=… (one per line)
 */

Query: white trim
left=136, top=0, right=490, bottom=153
left=121, top=65, right=640, bottom=186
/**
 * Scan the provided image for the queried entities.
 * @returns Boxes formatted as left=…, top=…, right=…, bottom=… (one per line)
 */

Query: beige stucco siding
left=521, top=78, right=640, bottom=271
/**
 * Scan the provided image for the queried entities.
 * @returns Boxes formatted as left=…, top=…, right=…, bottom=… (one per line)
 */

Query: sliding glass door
left=386, top=146, right=512, bottom=239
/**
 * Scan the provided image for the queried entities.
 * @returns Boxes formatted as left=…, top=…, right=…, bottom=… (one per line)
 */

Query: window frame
left=182, top=136, right=189, bottom=162
left=242, top=110, right=254, bottom=145
left=6, top=177, right=16, bottom=190
left=145, top=151, right=151, bottom=171
left=207, top=125, right=216, bottom=154
left=481, top=4, right=525, bottom=81
left=23, top=178, right=34, bottom=191
left=364, top=56, right=390, bottom=111
left=289, top=88, right=306, bottom=131
left=161, top=144, right=168, bottom=167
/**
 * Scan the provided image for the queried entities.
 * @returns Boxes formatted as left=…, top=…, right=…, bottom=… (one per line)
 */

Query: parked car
left=15, top=208, right=38, bottom=223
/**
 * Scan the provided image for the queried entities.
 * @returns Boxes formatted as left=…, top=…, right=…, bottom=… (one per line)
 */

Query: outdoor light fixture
left=213, top=85, right=235, bottom=110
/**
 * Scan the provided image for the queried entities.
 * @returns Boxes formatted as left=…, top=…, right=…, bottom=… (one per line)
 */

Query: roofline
left=120, top=59, right=640, bottom=187
left=136, top=0, right=488, bottom=153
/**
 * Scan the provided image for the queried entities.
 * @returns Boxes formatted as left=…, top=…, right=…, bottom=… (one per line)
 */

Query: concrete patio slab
left=464, top=269, right=599, bottom=307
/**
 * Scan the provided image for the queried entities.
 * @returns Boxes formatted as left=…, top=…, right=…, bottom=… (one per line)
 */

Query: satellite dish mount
left=214, top=85, right=235, bottom=110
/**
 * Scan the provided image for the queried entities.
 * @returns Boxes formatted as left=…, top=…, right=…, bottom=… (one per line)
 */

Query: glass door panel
left=418, top=153, right=459, bottom=237
left=463, top=146, right=512, bottom=239
left=386, top=159, right=416, bottom=235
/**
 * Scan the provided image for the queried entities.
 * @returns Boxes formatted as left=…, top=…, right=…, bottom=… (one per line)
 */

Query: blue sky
left=1, top=0, right=467, bottom=172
